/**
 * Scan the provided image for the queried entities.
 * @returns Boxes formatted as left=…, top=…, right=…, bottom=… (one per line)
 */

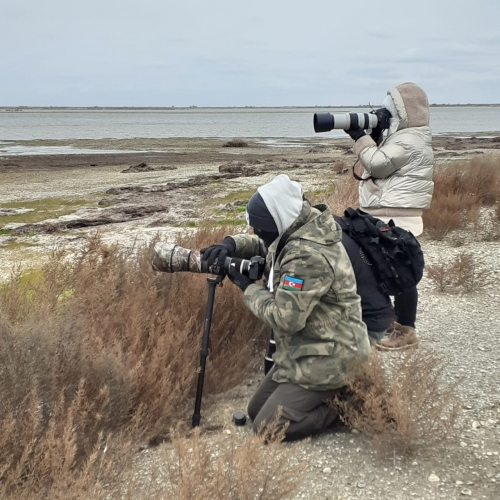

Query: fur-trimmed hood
left=387, top=82, right=430, bottom=130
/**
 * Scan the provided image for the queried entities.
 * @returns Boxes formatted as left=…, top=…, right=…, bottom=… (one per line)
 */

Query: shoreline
left=1, top=135, right=499, bottom=280
left=1, top=133, right=499, bottom=158
left=2, top=104, right=500, bottom=111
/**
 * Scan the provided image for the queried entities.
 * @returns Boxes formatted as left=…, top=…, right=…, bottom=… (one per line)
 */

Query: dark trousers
left=247, top=367, right=341, bottom=441
left=394, top=286, right=418, bottom=328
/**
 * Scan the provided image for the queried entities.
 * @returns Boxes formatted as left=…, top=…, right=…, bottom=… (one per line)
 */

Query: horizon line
left=1, top=103, right=500, bottom=110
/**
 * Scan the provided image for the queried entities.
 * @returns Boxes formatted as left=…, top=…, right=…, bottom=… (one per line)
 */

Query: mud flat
left=1, top=135, right=500, bottom=279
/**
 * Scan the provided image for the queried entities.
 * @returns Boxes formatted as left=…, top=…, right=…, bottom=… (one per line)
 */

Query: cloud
left=1, top=0, right=500, bottom=105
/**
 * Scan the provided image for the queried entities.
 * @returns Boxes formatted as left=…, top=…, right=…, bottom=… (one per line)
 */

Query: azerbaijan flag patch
left=283, top=275, right=304, bottom=291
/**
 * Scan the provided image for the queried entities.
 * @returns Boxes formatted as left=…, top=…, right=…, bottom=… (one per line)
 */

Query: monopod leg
left=192, top=276, right=222, bottom=428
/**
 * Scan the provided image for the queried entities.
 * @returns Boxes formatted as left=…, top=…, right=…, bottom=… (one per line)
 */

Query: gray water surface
left=0, top=107, right=499, bottom=151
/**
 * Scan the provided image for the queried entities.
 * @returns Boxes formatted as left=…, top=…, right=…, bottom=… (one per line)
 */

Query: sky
left=2, top=0, right=500, bottom=107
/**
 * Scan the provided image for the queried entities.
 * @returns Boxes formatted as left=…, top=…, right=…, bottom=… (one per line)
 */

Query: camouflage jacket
left=230, top=202, right=370, bottom=391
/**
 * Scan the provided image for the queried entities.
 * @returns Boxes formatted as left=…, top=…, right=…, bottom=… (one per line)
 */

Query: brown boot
left=386, top=320, right=403, bottom=335
left=377, top=325, right=418, bottom=351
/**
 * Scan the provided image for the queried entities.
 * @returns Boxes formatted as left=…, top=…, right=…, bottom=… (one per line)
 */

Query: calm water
left=1, top=107, right=499, bottom=154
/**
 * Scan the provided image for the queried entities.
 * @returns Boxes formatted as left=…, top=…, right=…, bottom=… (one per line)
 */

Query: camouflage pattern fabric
left=152, top=243, right=203, bottom=273
left=231, top=202, right=371, bottom=391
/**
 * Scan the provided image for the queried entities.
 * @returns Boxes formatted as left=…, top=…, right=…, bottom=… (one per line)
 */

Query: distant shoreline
left=1, top=104, right=500, bottom=112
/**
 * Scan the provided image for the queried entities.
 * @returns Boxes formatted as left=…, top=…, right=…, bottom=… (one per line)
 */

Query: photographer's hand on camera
left=345, top=127, right=366, bottom=142
left=200, top=237, right=236, bottom=267
left=370, top=108, right=390, bottom=145
left=228, top=266, right=254, bottom=292
left=370, top=126, right=384, bottom=146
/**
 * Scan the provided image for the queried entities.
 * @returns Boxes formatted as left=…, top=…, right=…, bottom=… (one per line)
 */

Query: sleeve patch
left=283, top=275, right=304, bottom=291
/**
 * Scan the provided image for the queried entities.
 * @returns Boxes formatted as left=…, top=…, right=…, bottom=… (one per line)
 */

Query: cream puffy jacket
left=353, top=83, right=434, bottom=218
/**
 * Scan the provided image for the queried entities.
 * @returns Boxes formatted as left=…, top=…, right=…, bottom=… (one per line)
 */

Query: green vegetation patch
left=0, top=267, right=44, bottom=296
left=306, top=186, right=334, bottom=198
left=214, top=189, right=255, bottom=205
left=0, top=197, right=91, bottom=228
left=1, top=240, right=36, bottom=251
left=216, top=218, right=247, bottom=227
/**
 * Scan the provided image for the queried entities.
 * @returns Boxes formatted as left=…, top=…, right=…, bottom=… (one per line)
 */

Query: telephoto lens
left=314, top=112, right=379, bottom=133
left=151, top=243, right=265, bottom=280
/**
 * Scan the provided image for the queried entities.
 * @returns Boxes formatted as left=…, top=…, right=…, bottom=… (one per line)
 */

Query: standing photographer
left=201, top=174, right=370, bottom=440
left=345, top=82, right=434, bottom=350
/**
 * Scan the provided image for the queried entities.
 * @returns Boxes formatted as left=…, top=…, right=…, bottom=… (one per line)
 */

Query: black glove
left=228, top=266, right=254, bottom=292
left=370, top=128, right=383, bottom=145
left=345, top=127, right=366, bottom=142
left=371, top=108, right=390, bottom=145
left=200, top=237, right=236, bottom=268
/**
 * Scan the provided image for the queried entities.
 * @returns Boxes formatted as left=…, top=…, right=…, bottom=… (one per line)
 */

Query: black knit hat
left=246, top=192, right=278, bottom=233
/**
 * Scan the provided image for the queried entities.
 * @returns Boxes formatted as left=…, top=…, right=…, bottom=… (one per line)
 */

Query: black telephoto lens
left=313, top=113, right=334, bottom=133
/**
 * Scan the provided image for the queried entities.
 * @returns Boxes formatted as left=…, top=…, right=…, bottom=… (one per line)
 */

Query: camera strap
left=352, top=159, right=374, bottom=183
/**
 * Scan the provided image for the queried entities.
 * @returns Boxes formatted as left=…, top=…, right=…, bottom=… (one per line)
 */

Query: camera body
left=314, top=108, right=391, bottom=133
left=208, top=255, right=265, bottom=280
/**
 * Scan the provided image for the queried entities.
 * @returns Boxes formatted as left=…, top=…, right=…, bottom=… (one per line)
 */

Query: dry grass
left=0, top=227, right=270, bottom=498
left=122, top=423, right=306, bottom=499
left=424, top=155, right=500, bottom=240
left=335, top=348, right=461, bottom=455
left=313, top=173, right=359, bottom=216
left=332, top=159, right=350, bottom=175
left=426, top=251, right=492, bottom=293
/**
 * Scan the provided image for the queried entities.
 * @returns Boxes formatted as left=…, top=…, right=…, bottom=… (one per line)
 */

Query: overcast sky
left=2, top=0, right=499, bottom=106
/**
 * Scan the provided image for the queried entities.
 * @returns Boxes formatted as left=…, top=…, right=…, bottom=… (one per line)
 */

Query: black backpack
left=335, top=208, right=425, bottom=296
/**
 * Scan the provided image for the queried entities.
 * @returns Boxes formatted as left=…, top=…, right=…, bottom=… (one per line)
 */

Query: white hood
left=257, top=174, right=303, bottom=235
left=383, top=94, right=400, bottom=137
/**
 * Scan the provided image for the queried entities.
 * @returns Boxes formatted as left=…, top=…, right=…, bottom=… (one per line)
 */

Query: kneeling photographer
left=201, top=174, right=370, bottom=440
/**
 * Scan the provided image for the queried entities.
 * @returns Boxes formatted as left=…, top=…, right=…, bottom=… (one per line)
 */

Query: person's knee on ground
left=247, top=366, right=279, bottom=422
left=251, top=402, right=339, bottom=441
left=247, top=397, right=261, bottom=422
left=249, top=383, right=341, bottom=441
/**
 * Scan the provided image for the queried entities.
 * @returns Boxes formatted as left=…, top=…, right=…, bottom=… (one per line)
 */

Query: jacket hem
left=361, top=207, right=423, bottom=217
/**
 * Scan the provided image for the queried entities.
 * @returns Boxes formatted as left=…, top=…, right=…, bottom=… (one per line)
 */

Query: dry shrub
left=332, top=159, right=349, bottom=175
left=123, top=423, right=305, bottom=499
left=424, top=155, right=500, bottom=240
left=423, top=191, right=467, bottom=240
left=335, top=348, right=461, bottom=455
left=223, top=138, right=249, bottom=148
left=315, top=174, right=359, bottom=216
left=426, top=251, right=491, bottom=293
left=0, top=228, right=268, bottom=498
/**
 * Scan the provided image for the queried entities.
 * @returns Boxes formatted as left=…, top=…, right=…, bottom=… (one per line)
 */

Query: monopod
left=191, top=274, right=224, bottom=428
